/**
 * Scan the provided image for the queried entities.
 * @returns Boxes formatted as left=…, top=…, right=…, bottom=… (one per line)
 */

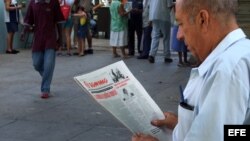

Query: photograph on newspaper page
left=74, top=61, right=172, bottom=141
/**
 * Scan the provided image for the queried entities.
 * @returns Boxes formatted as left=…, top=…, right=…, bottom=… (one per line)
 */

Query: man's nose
left=177, top=27, right=184, bottom=41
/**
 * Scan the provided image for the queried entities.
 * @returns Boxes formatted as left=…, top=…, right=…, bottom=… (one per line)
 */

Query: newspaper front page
left=74, top=61, right=172, bottom=141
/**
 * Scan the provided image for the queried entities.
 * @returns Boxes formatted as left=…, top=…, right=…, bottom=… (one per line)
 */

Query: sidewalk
left=0, top=38, right=191, bottom=141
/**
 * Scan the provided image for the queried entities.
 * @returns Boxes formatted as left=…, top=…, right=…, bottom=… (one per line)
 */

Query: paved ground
left=0, top=38, right=191, bottom=141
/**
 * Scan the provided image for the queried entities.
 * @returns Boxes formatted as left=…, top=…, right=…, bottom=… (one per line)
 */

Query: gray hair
left=181, top=0, right=238, bottom=23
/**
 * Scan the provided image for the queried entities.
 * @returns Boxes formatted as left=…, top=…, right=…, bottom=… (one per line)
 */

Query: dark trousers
left=140, top=25, right=152, bottom=57
left=128, top=19, right=143, bottom=55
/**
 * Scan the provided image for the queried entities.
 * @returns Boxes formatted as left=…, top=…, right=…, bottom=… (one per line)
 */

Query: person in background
left=4, top=0, right=24, bottom=54
left=81, top=0, right=94, bottom=54
left=131, top=0, right=250, bottom=140
left=91, top=2, right=105, bottom=37
left=57, top=0, right=74, bottom=56
left=71, top=0, right=93, bottom=55
left=22, top=0, right=65, bottom=99
left=170, top=2, right=189, bottom=67
left=137, top=0, right=152, bottom=59
left=71, top=0, right=80, bottom=51
left=127, top=0, right=143, bottom=56
left=148, top=0, right=173, bottom=63
left=62, top=0, right=74, bottom=56
left=109, top=0, right=130, bottom=58
left=73, top=5, right=88, bottom=56
left=171, top=25, right=189, bottom=67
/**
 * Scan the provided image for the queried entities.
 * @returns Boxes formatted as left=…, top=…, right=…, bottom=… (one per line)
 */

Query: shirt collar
left=197, top=28, right=247, bottom=76
left=35, top=0, right=50, bottom=3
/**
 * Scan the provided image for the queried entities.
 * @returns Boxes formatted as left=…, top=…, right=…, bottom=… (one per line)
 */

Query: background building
left=237, top=0, right=250, bottom=37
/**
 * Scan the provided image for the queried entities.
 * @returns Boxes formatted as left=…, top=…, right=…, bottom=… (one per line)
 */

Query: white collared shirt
left=173, top=29, right=250, bottom=141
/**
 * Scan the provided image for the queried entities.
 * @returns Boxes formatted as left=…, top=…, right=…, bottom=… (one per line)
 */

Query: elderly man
left=23, top=0, right=64, bottom=99
left=131, top=0, right=250, bottom=140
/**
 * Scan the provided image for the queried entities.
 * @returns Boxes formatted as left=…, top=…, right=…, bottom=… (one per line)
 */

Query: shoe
left=79, top=53, right=85, bottom=57
left=113, top=54, right=121, bottom=58
left=12, top=49, right=20, bottom=53
left=66, top=53, right=72, bottom=56
left=122, top=55, right=132, bottom=59
left=41, top=93, right=50, bottom=99
left=137, top=55, right=148, bottom=59
left=73, top=52, right=79, bottom=56
left=87, top=49, right=93, bottom=54
left=148, top=56, right=155, bottom=63
left=57, top=52, right=63, bottom=56
left=164, top=58, right=173, bottom=63
left=5, top=50, right=17, bottom=54
left=84, top=49, right=93, bottom=54
left=177, top=63, right=186, bottom=67
left=128, top=52, right=134, bottom=56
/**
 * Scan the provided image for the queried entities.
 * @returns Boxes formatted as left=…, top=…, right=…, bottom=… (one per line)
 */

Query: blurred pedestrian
left=57, top=0, right=74, bottom=56
left=109, top=0, right=130, bottom=58
left=23, top=0, right=64, bottom=99
left=148, top=0, right=173, bottom=63
left=170, top=2, right=189, bottom=67
left=137, top=0, right=152, bottom=59
left=127, top=0, right=143, bottom=56
left=73, top=5, right=88, bottom=56
left=4, top=0, right=24, bottom=54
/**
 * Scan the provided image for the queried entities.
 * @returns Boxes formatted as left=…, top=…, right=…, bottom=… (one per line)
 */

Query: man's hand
left=130, top=112, right=177, bottom=141
left=151, top=112, right=178, bottom=130
left=131, top=133, right=159, bottom=141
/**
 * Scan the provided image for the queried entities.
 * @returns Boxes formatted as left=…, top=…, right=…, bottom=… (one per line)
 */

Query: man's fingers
left=151, top=119, right=167, bottom=127
left=132, top=133, right=158, bottom=141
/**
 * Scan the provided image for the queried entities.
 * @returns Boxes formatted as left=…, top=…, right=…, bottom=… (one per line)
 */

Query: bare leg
left=113, top=47, right=120, bottom=57
left=178, top=52, right=183, bottom=64
left=183, top=51, right=189, bottom=63
left=78, top=38, right=83, bottom=56
left=86, top=31, right=93, bottom=54
left=87, top=32, right=92, bottom=49
left=73, top=32, right=78, bottom=49
left=6, top=32, right=14, bottom=51
left=82, top=38, right=85, bottom=56
left=121, top=47, right=128, bottom=58
left=64, top=27, right=72, bottom=55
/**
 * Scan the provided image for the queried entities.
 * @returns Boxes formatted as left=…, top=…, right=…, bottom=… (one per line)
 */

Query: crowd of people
left=4, top=0, right=194, bottom=65
left=3, top=0, right=250, bottom=140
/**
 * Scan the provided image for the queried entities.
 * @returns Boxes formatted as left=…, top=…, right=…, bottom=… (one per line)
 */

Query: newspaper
left=74, top=61, right=172, bottom=141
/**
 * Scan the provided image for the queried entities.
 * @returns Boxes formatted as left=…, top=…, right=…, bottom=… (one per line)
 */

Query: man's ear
left=197, top=10, right=209, bottom=32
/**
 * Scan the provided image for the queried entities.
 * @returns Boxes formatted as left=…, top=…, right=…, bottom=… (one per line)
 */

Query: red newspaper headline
left=83, top=78, right=108, bottom=88
left=94, top=90, right=117, bottom=99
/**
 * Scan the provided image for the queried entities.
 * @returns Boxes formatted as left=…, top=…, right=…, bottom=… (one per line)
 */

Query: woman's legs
left=6, top=32, right=14, bottom=52
left=64, top=27, right=72, bottom=55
